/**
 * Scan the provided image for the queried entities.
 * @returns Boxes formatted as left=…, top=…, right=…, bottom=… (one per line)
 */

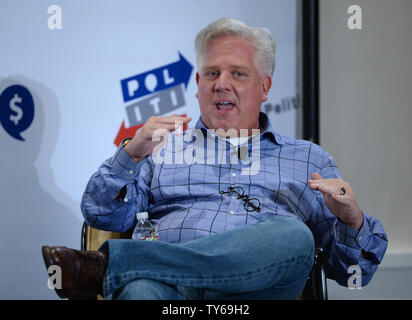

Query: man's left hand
left=308, top=172, right=364, bottom=230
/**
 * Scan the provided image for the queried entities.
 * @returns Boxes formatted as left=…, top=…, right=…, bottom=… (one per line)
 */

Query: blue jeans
left=99, top=215, right=315, bottom=300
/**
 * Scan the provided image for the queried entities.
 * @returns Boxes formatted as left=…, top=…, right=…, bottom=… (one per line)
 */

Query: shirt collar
left=194, top=112, right=285, bottom=146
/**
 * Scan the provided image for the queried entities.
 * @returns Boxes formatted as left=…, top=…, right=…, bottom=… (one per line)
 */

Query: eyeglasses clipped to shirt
left=219, top=185, right=261, bottom=213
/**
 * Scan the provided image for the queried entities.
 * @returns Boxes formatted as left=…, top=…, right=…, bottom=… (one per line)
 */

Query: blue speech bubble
left=0, top=85, right=35, bottom=141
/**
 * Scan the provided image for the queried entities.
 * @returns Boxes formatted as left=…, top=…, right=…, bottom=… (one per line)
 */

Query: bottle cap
left=136, top=212, right=148, bottom=220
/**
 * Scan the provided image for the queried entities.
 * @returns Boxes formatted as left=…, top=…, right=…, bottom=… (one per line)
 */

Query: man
left=42, top=18, right=387, bottom=300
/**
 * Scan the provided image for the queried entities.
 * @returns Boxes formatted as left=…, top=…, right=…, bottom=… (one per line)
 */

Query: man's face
left=196, top=36, right=272, bottom=135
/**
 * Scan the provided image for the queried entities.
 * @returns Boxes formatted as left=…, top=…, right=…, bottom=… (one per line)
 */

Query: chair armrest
left=301, top=248, right=328, bottom=300
left=81, top=221, right=133, bottom=251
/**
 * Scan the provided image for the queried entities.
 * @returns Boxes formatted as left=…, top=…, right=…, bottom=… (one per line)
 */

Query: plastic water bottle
left=132, top=212, right=159, bottom=241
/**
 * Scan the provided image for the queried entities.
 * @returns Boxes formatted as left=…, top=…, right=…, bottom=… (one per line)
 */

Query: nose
left=214, top=72, right=232, bottom=92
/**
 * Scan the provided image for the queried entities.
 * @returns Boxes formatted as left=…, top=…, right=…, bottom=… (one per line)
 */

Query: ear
left=195, top=72, right=200, bottom=99
left=261, top=75, right=272, bottom=102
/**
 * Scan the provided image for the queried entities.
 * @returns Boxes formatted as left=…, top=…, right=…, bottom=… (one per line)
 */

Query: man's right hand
left=124, top=114, right=192, bottom=162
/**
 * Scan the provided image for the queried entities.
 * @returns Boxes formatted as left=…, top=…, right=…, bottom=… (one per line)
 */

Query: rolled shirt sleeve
left=81, top=143, right=153, bottom=232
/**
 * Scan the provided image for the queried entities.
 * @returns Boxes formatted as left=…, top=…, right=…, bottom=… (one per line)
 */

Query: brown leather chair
left=81, top=221, right=328, bottom=300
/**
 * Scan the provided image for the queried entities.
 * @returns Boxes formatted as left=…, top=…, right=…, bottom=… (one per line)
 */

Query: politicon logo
left=114, top=53, right=193, bottom=146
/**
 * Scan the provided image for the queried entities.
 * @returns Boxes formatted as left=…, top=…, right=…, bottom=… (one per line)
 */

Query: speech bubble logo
left=0, top=85, right=35, bottom=141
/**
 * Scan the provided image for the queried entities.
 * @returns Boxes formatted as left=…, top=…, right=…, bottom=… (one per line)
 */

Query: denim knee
left=287, top=217, right=315, bottom=260
left=262, top=216, right=315, bottom=278
left=279, top=217, right=315, bottom=282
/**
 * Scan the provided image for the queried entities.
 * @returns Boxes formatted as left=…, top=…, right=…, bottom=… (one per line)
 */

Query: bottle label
left=139, top=235, right=159, bottom=241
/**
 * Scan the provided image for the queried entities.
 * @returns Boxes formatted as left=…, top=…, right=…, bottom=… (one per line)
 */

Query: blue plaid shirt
left=81, top=112, right=387, bottom=286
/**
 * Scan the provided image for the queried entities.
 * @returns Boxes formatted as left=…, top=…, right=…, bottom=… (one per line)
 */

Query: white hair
left=195, top=18, right=277, bottom=77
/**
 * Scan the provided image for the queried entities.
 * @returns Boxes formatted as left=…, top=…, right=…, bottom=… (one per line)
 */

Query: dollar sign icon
left=9, top=94, right=23, bottom=125
left=0, top=84, right=35, bottom=141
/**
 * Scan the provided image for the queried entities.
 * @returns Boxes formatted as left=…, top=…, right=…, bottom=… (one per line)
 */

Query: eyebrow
left=203, top=64, right=253, bottom=73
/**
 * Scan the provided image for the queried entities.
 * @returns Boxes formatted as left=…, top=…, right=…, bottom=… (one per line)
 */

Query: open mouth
left=215, top=101, right=235, bottom=111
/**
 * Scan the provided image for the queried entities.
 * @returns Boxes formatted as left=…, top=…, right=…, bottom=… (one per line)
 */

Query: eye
left=205, top=71, right=218, bottom=79
left=234, top=71, right=246, bottom=78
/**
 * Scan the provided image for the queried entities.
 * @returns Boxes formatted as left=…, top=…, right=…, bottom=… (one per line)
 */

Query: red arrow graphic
left=113, top=121, right=143, bottom=147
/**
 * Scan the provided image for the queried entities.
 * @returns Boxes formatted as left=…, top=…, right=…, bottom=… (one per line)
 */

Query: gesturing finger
left=156, top=115, right=192, bottom=125
left=149, top=115, right=192, bottom=135
left=311, top=172, right=323, bottom=180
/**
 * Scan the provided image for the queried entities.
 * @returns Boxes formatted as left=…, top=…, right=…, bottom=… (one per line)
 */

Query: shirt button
left=232, top=173, right=236, bottom=177
left=230, top=211, right=234, bottom=214
left=124, top=198, right=129, bottom=202
left=129, top=169, right=134, bottom=174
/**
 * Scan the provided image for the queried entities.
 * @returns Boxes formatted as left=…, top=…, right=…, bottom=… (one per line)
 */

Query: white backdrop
left=0, top=0, right=298, bottom=299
